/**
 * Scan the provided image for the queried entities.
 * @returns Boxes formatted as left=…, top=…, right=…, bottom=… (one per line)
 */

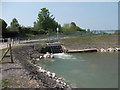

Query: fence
left=48, top=30, right=118, bottom=40
left=0, top=30, right=119, bottom=49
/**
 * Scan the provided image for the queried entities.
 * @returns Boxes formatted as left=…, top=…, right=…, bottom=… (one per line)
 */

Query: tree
left=34, top=8, right=58, bottom=33
left=10, top=18, right=20, bottom=32
left=69, top=22, right=77, bottom=32
left=7, top=18, right=20, bottom=37
left=0, top=18, right=8, bottom=38
left=71, top=22, right=76, bottom=27
left=62, top=22, right=86, bottom=33
left=62, top=23, right=71, bottom=33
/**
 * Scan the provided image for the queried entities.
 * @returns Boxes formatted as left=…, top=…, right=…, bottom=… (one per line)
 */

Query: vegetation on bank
left=1, top=8, right=87, bottom=38
left=60, top=34, right=118, bottom=49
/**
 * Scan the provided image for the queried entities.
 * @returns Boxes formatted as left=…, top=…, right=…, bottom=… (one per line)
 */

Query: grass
left=60, top=34, right=118, bottom=49
left=0, top=78, right=23, bottom=88
left=61, top=34, right=117, bottom=43
left=0, top=45, right=23, bottom=64
left=0, top=79, right=10, bottom=88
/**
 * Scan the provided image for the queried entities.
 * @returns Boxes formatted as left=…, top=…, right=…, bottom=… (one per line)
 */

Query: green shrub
left=38, top=46, right=46, bottom=53
left=38, top=46, right=51, bottom=54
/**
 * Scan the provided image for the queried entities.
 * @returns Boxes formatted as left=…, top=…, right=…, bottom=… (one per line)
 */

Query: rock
left=43, top=52, right=54, bottom=59
left=50, top=54, right=54, bottom=58
left=100, top=48, right=107, bottom=52
left=30, top=51, right=41, bottom=58
left=36, top=58, right=40, bottom=61
left=43, top=52, right=50, bottom=58
left=115, top=48, right=120, bottom=51
left=51, top=73, right=56, bottom=78
left=107, top=48, right=115, bottom=52
left=39, top=55, right=43, bottom=59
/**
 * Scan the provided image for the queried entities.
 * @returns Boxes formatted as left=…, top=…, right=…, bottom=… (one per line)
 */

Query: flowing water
left=36, top=52, right=118, bottom=88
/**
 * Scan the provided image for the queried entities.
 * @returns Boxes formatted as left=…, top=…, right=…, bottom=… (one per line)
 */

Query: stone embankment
left=14, top=45, right=71, bottom=89
left=99, top=47, right=120, bottom=52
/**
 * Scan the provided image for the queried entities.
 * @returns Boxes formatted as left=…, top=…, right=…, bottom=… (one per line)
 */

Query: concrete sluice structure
left=50, top=46, right=63, bottom=53
left=46, top=42, right=64, bottom=54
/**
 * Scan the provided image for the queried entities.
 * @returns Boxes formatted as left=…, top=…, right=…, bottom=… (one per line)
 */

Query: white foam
left=53, top=53, right=87, bottom=62
left=53, top=53, right=76, bottom=60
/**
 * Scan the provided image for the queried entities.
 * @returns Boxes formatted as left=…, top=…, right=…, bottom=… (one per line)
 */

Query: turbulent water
left=36, top=52, right=118, bottom=88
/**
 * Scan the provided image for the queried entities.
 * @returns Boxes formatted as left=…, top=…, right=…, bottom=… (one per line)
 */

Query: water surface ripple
left=36, top=52, right=118, bottom=88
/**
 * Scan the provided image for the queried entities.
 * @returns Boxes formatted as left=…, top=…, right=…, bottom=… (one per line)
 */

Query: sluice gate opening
left=46, top=42, right=63, bottom=54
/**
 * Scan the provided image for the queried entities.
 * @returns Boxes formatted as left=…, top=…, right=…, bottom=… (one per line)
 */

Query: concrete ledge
left=67, top=48, right=98, bottom=53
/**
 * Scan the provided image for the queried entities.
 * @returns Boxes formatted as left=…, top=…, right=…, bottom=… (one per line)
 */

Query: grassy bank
left=60, top=34, right=118, bottom=50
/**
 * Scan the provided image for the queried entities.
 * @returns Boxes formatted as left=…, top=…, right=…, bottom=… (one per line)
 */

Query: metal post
left=57, top=27, right=59, bottom=42
left=18, top=38, right=20, bottom=44
left=8, top=38, right=11, bottom=45
left=48, top=32, right=50, bottom=43
left=12, top=38, right=14, bottom=45
left=7, top=38, right=8, bottom=48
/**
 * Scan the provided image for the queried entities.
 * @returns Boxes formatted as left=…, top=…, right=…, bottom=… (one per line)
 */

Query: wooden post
left=0, top=48, right=10, bottom=61
left=9, top=43, right=13, bottom=63
left=0, top=38, right=14, bottom=63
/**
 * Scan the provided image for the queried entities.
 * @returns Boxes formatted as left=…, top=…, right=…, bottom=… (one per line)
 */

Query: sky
left=118, top=2, right=120, bottom=30
left=0, top=1, right=118, bottom=30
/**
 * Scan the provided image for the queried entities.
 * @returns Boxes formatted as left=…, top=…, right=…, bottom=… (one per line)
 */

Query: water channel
left=36, top=52, right=118, bottom=88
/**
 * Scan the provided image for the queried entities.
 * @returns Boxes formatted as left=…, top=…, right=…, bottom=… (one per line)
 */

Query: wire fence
left=48, top=30, right=118, bottom=40
left=0, top=30, right=119, bottom=49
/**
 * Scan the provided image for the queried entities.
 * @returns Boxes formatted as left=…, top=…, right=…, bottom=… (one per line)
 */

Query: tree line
left=1, top=8, right=87, bottom=38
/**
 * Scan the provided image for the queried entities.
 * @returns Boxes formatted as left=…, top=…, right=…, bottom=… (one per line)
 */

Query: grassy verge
left=60, top=34, right=118, bottom=49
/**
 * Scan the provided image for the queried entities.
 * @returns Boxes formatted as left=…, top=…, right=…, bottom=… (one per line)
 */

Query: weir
left=46, top=42, right=63, bottom=54
left=50, top=46, right=63, bottom=54
left=46, top=42, right=99, bottom=54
